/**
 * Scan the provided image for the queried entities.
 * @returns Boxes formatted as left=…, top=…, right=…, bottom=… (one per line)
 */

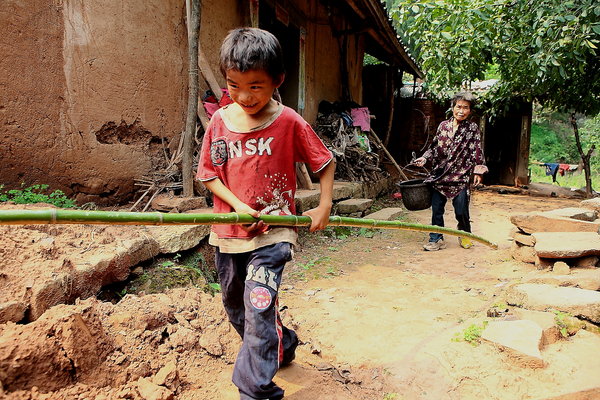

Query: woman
left=414, top=92, right=488, bottom=251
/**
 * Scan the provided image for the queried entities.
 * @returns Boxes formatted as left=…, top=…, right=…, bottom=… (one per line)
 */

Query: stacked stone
left=510, top=199, right=600, bottom=274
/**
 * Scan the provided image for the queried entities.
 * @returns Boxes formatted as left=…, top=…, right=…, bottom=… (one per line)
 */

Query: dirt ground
left=1, top=191, right=599, bottom=400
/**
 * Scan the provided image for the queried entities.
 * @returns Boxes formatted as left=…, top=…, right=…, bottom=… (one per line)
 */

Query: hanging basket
left=397, top=179, right=432, bottom=211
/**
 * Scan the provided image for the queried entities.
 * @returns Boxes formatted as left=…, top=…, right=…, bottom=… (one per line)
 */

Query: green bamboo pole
left=0, top=209, right=498, bottom=248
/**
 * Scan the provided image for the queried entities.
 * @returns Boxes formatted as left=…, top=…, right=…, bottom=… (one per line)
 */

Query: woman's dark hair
left=219, top=28, right=285, bottom=82
left=451, top=91, right=477, bottom=109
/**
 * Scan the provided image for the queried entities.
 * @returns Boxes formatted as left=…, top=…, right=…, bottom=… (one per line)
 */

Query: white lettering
left=257, top=137, right=274, bottom=156
left=245, top=138, right=257, bottom=155
left=229, top=141, right=242, bottom=158
left=227, top=137, right=274, bottom=159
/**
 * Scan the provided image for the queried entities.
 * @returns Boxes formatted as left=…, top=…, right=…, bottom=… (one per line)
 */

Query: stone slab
left=144, top=225, right=211, bottom=254
left=506, top=283, right=600, bottom=323
left=295, top=179, right=395, bottom=214
left=510, top=241, right=536, bottom=263
left=581, top=197, right=600, bottom=213
left=524, top=268, right=600, bottom=291
left=364, top=207, right=405, bottom=221
left=511, top=309, right=562, bottom=346
left=510, top=212, right=600, bottom=234
left=532, top=232, right=600, bottom=258
left=513, top=231, right=535, bottom=246
left=332, top=182, right=363, bottom=200
left=545, top=207, right=597, bottom=222
left=481, top=320, right=544, bottom=368
left=151, top=195, right=207, bottom=212
left=336, top=198, right=373, bottom=214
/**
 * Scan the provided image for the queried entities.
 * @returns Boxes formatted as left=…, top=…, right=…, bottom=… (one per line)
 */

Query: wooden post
left=198, top=46, right=222, bottom=101
left=368, top=129, right=408, bottom=181
left=183, top=0, right=200, bottom=197
left=383, top=71, right=395, bottom=147
left=296, top=163, right=313, bottom=189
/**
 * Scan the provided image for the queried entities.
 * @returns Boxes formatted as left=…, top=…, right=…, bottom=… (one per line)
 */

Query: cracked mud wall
left=0, top=1, right=189, bottom=204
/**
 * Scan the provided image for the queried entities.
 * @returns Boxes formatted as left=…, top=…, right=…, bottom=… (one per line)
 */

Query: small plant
left=357, top=227, right=375, bottom=238
left=552, top=309, right=576, bottom=338
left=0, top=184, right=76, bottom=208
left=453, top=321, right=488, bottom=345
left=383, top=393, right=400, bottom=400
left=290, top=256, right=332, bottom=281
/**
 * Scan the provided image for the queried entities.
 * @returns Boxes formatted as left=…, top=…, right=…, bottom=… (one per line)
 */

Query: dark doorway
left=259, top=4, right=300, bottom=110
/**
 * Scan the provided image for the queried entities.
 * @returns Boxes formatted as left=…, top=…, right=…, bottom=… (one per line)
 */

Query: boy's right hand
left=234, top=203, right=268, bottom=233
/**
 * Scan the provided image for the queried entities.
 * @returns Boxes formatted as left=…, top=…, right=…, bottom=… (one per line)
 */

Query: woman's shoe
left=423, top=240, right=446, bottom=251
left=459, top=237, right=473, bottom=249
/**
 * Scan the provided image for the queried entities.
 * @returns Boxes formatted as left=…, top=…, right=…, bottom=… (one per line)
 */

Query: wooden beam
left=198, top=46, right=222, bottom=101
left=368, top=129, right=408, bottom=181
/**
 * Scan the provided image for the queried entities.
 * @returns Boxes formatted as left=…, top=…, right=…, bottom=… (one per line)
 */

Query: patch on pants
left=250, top=286, right=272, bottom=310
left=247, top=265, right=278, bottom=291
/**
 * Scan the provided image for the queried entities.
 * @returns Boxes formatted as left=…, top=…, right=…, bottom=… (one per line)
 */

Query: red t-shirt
left=197, top=105, right=333, bottom=239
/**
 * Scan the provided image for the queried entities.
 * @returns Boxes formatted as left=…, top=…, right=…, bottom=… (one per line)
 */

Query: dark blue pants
left=216, top=242, right=297, bottom=400
left=429, top=187, right=471, bottom=243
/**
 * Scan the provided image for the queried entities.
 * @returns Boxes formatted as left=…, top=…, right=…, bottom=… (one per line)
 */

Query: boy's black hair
left=219, top=27, right=285, bottom=82
left=451, top=91, right=477, bottom=109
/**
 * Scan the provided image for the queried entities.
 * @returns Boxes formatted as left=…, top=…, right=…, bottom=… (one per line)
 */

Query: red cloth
left=202, top=89, right=234, bottom=119
left=197, top=106, right=333, bottom=239
left=558, top=163, right=570, bottom=176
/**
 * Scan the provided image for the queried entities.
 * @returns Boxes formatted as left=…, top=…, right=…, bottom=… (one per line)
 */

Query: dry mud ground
left=1, top=191, right=600, bottom=400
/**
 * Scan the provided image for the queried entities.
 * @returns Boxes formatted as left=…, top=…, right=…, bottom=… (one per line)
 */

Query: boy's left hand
left=302, top=205, right=331, bottom=232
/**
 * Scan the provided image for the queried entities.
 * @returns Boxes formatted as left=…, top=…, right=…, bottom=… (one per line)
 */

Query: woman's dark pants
left=429, top=187, right=471, bottom=243
left=215, top=242, right=298, bottom=400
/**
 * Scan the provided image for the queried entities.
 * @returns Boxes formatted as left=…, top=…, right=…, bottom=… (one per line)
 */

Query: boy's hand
left=234, top=204, right=268, bottom=233
left=302, top=205, right=331, bottom=232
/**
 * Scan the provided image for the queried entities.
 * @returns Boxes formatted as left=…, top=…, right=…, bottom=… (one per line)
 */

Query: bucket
left=397, top=179, right=432, bottom=211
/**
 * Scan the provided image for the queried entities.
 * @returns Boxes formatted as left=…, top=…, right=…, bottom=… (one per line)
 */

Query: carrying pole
left=0, top=209, right=498, bottom=249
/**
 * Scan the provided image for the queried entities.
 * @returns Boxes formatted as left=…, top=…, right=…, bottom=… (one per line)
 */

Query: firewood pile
left=314, top=104, right=389, bottom=182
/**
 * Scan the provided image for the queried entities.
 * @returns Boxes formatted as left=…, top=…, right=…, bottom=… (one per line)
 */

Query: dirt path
left=272, top=192, right=600, bottom=400
left=2, top=191, right=599, bottom=400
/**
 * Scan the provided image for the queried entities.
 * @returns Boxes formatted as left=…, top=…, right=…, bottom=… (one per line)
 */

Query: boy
left=196, top=27, right=335, bottom=400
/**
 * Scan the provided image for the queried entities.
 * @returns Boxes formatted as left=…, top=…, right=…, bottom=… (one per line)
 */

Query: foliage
left=391, top=0, right=600, bottom=116
left=529, top=110, right=600, bottom=190
left=289, top=255, right=336, bottom=281
left=364, top=53, right=386, bottom=66
left=530, top=124, right=575, bottom=163
left=99, top=249, right=220, bottom=300
left=580, top=113, right=600, bottom=172
left=452, top=321, right=488, bottom=345
left=0, top=184, right=76, bottom=208
left=552, top=310, right=571, bottom=338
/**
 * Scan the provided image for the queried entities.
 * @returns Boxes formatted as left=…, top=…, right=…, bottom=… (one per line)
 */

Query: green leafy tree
left=391, top=0, right=600, bottom=195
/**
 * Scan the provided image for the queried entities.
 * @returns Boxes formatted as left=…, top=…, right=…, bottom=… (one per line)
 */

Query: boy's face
left=225, top=69, right=282, bottom=116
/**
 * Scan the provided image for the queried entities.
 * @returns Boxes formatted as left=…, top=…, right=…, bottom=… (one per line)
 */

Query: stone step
left=481, top=320, right=544, bottom=368
left=506, top=283, right=600, bottom=324
left=364, top=207, right=405, bottom=221
left=336, top=198, right=373, bottom=215
left=532, top=232, right=600, bottom=258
